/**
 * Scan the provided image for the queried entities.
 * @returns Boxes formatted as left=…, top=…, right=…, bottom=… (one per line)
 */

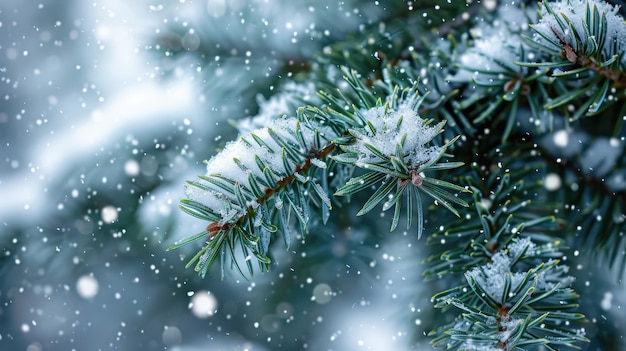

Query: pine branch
left=332, top=85, right=470, bottom=237
left=170, top=116, right=339, bottom=277
left=519, top=0, right=626, bottom=117
left=170, top=69, right=469, bottom=277
left=427, top=170, right=588, bottom=350
left=431, top=245, right=588, bottom=350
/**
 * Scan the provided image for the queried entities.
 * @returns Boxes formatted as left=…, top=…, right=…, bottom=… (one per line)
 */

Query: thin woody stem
left=256, top=143, right=336, bottom=204
left=550, top=26, right=626, bottom=89
left=206, top=142, right=337, bottom=237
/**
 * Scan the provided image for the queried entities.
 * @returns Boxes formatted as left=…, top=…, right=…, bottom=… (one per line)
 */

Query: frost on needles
left=184, top=117, right=337, bottom=228
left=333, top=92, right=469, bottom=236
left=176, top=114, right=339, bottom=276
left=340, top=101, right=444, bottom=171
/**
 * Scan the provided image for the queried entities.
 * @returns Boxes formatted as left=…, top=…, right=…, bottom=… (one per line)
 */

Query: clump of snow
left=466, top=234, right=576, bottom=314
left=465, top=237, right=537, bottom=304
left=237, top=82, right=319, bottom=134
left=346, top=99, right=443, bottom=170
left=461, top=235, right=567, bottom=349
left=185, top=116, right=337, bottom=225
left=532, top=0, right=626, bottom=60
left=452, top=32, right=522, bottom=82
left=535, top=258, right=575, bottom=290
left=467, top=251, right=526, bottom=303
left=450, top=5, right=531, bottom=83
left=507, top=236, right=536, bottom=259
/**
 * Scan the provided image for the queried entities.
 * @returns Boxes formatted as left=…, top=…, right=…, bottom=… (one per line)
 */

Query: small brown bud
left=411, top=170, right=423, bottom=186
left=564, top=45, right=577, bottom=63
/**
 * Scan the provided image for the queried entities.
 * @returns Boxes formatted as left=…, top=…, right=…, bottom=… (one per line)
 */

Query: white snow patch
left=467, top=252, right=526, bottom=303
left=186, top=116, right=337, bottom=223
left=346, top=100, right=443, bottom=169
left=237, top=82, right=319, bottom=134
left=508, top=236, right=536, bottom=259
left=533, top=0, right=626, bottom=59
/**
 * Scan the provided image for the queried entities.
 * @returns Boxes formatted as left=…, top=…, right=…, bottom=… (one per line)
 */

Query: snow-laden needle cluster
left=333, top=89, right=469, bottom=237
left=532, top=0, right=626, bottom=64
left=344, top=101, right=445, bottom=170
left=174, top=115, right=338, bottom=277
left=432, top=235, right=586, bottom=350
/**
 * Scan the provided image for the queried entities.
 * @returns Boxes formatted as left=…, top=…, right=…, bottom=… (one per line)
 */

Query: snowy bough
left=168, top=0, right=626, bottom=349
left=171, top=70, right=469, bottom=277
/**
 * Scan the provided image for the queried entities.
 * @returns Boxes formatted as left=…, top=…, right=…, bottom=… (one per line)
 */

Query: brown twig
left=550, top=27, right=626, bottom=89
left=206, top=143, right=337, bottom=239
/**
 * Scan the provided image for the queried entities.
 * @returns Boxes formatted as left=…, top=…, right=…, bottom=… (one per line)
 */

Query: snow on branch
left=431, top=236, right=587, bottom=350
left=532, top=0, right=626, bottom=60
left=172, top=68, right=471, bottom=275
left=333, top=88, right=470, bottom=237
left=171, top=115, right=338, bottom=277
left=530, top=0, right=626, bottom=88
left=185, top=117, right=336, bottom=225
left=344, top=99, right=445, bottom=171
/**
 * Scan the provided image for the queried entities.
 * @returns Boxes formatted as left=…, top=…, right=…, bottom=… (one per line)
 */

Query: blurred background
left=1, top=0, right=625, bottom=350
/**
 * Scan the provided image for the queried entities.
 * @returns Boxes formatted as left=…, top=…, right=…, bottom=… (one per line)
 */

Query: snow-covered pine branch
left=171, top=70, right=470, bottom=277
left=424, top=167, right=588, bottom=350
left=521, top=0, right=626, bottom=115
left=333, top=88, right=470, bottom=237
left=433, top=0, right=626, bottom=136
left=531, top=0, right=626, bottom=67
left=431, top=236, right=587, bottom=350
left=171, top=114, right=338, bottom=277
